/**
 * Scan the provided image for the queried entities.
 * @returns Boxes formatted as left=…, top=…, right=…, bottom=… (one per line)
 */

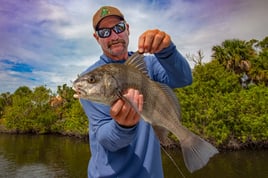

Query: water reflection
left=0, top=134, right=89, bottom=178
left=0, top=134, right=268, bottom=178
left=162, top=148, right=268, bottom=178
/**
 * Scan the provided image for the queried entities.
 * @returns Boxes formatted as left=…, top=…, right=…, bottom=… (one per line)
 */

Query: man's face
left=94, top=16, right=130, bottom=60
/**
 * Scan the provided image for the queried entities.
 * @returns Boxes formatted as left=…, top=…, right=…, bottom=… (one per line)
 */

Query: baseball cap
left=93, top=6, right=125, bottom=30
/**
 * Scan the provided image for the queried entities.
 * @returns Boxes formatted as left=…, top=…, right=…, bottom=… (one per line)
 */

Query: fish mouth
left=72, top=86, right=86, bottom=99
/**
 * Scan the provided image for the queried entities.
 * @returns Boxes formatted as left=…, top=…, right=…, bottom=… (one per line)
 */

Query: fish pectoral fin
left=120, top=95, right=141, bottom=117
left=115, top=89, right=123, bottom=98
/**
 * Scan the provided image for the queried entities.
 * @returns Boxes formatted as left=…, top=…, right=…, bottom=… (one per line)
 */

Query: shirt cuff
left=155, top=41, right=176, bottom=59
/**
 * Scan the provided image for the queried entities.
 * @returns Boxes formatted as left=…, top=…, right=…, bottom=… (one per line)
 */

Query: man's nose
left=109, top=30, right=119, bottom=39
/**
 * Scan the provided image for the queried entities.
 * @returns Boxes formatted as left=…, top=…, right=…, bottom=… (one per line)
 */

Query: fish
left=72, top=51, right=218, bottom=173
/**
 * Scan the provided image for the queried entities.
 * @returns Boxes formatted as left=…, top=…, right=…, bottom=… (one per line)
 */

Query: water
left=0, top=134, right=89, bottom=178
left=162, top=149, right=268, bottom=178
left=0, top=134, right=267, bottom=178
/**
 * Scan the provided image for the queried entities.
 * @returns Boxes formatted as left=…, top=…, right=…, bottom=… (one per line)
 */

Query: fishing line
left=161, top=146, right=186, bottom=178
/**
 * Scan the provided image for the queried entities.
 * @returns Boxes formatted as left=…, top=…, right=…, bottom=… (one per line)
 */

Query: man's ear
left=93, top=33, right=100, bottom=44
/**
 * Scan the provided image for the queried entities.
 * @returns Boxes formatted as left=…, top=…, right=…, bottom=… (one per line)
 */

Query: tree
left=212, top=39, right=255, bottom=74
left=13, top=86, right=32, bottom=96
left=186, top=50, right=204, bottom=65
left=3, top=86, right=58, bottom=133
left=52, top=84, right=88, bottom=135
left=30, top=86, right=58, bottom=133
left=212, top=37, right=268, bottom=86
left=249, top=37, right=268, bottom=85
left=0, top=92, right=12, bottom=118
left=175, top=38, right=268, bottom=147
left=3, top=86, right=33, bottom=132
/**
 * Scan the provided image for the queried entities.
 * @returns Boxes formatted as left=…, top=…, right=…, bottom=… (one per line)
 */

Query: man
left=80, top=6, right=192, bottom=178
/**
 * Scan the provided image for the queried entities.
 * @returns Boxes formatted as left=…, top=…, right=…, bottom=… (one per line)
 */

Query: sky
left=0, top=0, right=267, bottom=94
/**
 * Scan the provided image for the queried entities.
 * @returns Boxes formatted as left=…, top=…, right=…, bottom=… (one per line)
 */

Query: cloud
left=0, top=0, right=97, bottom=93
left=0, top=0, right=267, bottom=93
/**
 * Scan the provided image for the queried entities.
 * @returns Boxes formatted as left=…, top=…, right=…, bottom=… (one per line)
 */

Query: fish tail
left=179, top=129, right=219, bottom=173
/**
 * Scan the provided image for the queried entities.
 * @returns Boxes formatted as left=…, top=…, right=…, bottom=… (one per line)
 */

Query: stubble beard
left=107, top=39, right=128, bottom=57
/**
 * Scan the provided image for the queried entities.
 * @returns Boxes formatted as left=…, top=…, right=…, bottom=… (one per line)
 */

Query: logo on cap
left=100, top=7, right=110, bottom=17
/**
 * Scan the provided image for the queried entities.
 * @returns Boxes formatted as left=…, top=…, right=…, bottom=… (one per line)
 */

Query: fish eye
left=87, top=76, right=96, bottom=83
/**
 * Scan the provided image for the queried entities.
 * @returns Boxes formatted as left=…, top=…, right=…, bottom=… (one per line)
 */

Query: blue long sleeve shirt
left=80, top=42, right=192, bottom=178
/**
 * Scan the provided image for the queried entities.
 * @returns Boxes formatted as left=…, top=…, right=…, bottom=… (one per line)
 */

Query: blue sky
left=0, top=0, right=267, bottom=93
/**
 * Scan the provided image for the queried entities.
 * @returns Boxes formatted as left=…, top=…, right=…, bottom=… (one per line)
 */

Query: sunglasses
left=96, top=22, right=126, bottom=38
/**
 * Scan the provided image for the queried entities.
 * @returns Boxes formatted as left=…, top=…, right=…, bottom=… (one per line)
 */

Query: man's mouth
left=108, top=39, right=125, bottom=48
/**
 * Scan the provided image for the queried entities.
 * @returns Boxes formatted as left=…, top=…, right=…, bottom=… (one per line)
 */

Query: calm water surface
left=0, top=134, right=267, bottom=178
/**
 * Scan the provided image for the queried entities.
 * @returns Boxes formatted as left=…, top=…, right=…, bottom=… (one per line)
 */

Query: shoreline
left=1, top=125, right=267, bottom=151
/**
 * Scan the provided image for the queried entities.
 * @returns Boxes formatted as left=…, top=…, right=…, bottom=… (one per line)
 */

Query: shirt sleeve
left=80, top=99, right=137, bottom=152
left=154, top=41, right=192, bottom=88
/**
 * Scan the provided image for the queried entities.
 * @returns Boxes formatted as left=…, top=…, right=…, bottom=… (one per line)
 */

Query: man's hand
left=138, top=29, right=171, bottom=54
left=110, top=89, right=143, bottom=128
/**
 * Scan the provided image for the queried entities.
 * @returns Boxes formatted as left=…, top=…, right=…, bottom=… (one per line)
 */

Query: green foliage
left=61, top=100, right=88, bottom=136
left=177, top=75, right=268, bottom=146
left=0, top=92, right=12, bottom=118
left=3, top=86, right=57, bottom=133
left=51, top=84, right=88, bottom=136
left=1, top=84, right=88, bottom=136
left=212, top=37, right=268, bottom=85
left=4, top=86, right=34, bottom=132
left=176, top=37, right=268, bottom=147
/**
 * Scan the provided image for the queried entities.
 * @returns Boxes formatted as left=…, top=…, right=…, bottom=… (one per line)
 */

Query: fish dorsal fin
left=125, top=51, right=149, bottom=77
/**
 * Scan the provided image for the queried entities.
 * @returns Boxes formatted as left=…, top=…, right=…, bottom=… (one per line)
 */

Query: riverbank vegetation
left=1, top=37, right=267, bottom=150
left=0, top=84, right=88, bottom=138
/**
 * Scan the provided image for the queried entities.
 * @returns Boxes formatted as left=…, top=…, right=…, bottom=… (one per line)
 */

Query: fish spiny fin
left=125, top=51, right=149, bottom=78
